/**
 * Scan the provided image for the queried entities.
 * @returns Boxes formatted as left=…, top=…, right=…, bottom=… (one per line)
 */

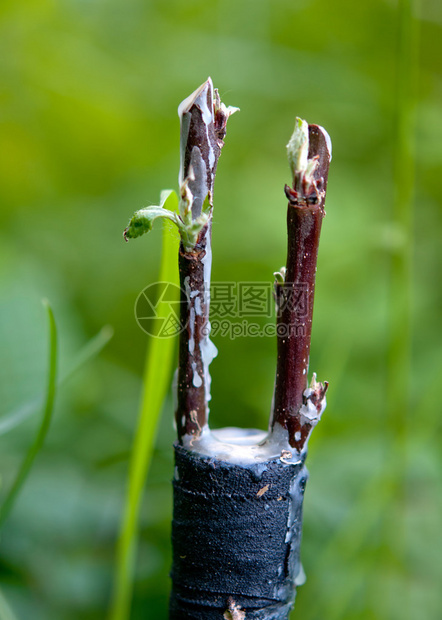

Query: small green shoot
left=123, top=188, right=211, bottom=252
left=286, top=117, right=319, bottom=194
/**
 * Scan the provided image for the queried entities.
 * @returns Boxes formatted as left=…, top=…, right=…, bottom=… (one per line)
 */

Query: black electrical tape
left=170, top=443, right=308, bottom=619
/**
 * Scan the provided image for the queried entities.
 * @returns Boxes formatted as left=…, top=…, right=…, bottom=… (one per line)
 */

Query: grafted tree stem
left=272, top=123, right=331, bottom=450
left=175, top=79, right=236, bottom=443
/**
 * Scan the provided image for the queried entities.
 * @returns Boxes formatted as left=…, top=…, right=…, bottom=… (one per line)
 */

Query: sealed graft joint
left=124, top=81, right=332, bottom=620
left=170, top=437, right=308, bottom=620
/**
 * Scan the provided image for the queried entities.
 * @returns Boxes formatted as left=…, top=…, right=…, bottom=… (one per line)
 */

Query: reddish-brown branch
left=175, top=79, right=234, bottom=443
left=175, top=223, right=211, bottom=440
left=272, top=124, right=331, bottom=450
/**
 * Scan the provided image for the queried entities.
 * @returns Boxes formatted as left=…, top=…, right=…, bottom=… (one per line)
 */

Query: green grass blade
left=386, top=0, right=418, bottom=434
left=60, top=324, right=114, bottom=382
left=109, top=225, right=179, bottom=620
left=0, top=588, right=19, bottom=620
left=380, top=4, right=419, bottom=616
left=0, top=299, right=58, bottom=529
left=0, top=325, right=113, bottom=436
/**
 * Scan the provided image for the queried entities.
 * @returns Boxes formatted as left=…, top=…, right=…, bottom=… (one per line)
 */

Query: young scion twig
left=272, top=119, right=332, bottom=451
left=123, top=79, right=237, bottom=444
left=175, top=80, right=237, bottom=442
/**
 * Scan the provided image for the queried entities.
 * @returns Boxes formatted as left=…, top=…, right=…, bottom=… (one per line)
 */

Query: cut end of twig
left=178, top=78, right=237, bottom=226
left=286, top=119, right=332, bottom=208
left=178, top=77, right=214, bottom=123
left=177, top=77, right=239, bottom=138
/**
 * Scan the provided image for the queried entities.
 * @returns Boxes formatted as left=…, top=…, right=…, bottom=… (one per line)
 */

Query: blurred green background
left=0, top=0, right=441, bottom=618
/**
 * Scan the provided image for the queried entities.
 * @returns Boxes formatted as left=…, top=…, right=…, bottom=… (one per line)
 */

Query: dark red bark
left=175, top=80, right=232, bottom=443
left=272, top=124, right=331, bottom=450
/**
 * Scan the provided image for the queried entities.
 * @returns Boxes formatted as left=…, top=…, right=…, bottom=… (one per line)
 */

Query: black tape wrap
left=170, top=443, right=309, bottom=619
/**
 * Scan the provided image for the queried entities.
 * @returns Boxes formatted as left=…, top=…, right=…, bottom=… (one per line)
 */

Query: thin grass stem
left=0, top=300, right=58, bottom=529
left=0, top=325, right=113, bottom=437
